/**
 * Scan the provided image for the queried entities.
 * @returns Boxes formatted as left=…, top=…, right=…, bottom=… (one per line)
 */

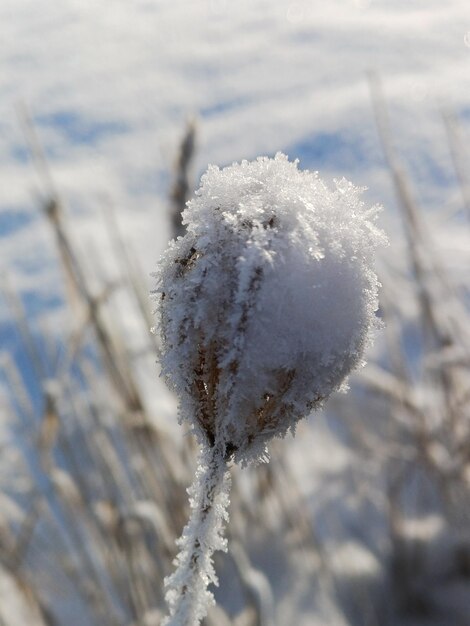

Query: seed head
left=153, top=153, right=386, bottom=462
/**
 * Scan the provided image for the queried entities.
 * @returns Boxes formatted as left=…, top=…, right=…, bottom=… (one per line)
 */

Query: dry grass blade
left=0, top=352, right=34, bottom=422
left=170, top=119, right=197, bottom=239
left=1, top=278, right=45, bottom=381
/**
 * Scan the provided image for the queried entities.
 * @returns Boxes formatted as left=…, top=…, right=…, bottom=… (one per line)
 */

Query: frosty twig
left=163, top=445, right=231, bottom=626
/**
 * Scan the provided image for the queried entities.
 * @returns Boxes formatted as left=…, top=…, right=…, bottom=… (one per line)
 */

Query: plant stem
left=163, top=444, right=231, bottom=626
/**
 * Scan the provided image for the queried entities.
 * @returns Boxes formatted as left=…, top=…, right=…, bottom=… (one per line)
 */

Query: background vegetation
left=0, top=79, right=469, bottom=625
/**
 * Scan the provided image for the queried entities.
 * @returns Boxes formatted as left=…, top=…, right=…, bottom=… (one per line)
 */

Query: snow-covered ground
left=1, top=0, right=469, bottom=302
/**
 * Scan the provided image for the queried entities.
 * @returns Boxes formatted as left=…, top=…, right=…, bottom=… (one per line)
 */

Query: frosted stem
left=162, top=444, right=231, bottom=626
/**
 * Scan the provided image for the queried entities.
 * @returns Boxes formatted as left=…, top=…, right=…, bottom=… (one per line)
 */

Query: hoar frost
left=154, top=152, right=384, bottom=462
left=152, top=153, right=386, bottom=625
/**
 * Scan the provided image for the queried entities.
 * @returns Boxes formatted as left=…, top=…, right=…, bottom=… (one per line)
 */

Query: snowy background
left=1, top=0, right=469, bottom=299
left=1, top=2, right=470, bottom=625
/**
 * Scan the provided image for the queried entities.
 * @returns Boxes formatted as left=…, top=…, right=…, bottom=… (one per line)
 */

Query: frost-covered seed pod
left=153, top=153, right=385, bottom=463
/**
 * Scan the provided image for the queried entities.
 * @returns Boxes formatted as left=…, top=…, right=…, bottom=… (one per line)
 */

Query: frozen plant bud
left=154, top=152, right=385, bottom=463
left=152, top=153, right=386, bottom=625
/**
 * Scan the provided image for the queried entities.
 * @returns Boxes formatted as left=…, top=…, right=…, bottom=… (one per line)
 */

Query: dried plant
left=152, top=153, right=385, bottom=624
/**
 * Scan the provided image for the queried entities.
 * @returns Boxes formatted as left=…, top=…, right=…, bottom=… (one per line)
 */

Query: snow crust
left=153, top=153, right=386, bottom=461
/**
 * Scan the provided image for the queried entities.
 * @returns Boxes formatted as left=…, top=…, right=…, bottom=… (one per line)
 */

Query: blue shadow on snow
left=37, top=110, right=128, bottom=145
left=0, top=208, right=34, bottom=238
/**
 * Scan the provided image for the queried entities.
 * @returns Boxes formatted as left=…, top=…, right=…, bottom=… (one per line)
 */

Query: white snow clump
left=153, top=152, right=386, bottom=462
